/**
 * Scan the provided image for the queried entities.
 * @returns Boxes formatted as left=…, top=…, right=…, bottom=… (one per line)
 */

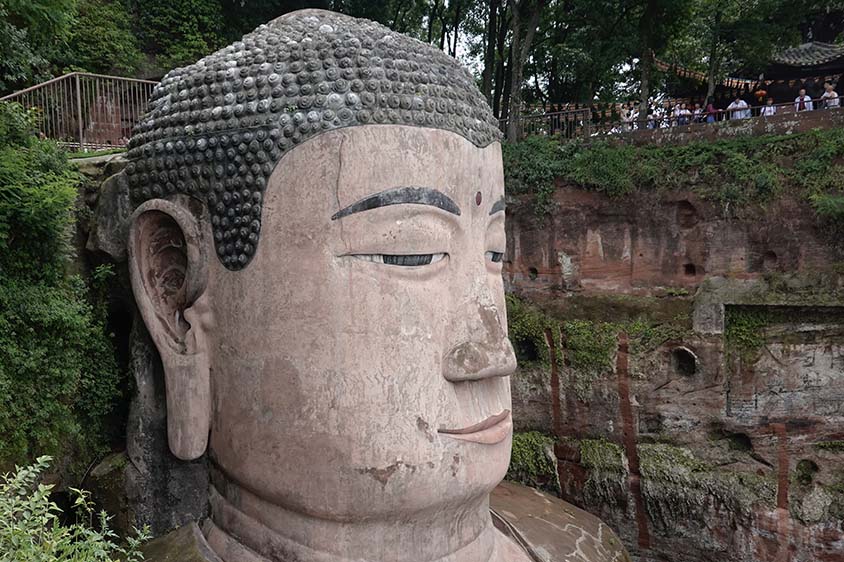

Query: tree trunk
left=481, top=0, right=499, bottom=104
left=638, top=48, right=652, bottom=127
left=705, top=11, right=722, bottom=102
left=493, top=7, right=509, bottom=118
left=501, top=47, right=513, bottom=120
left=427, top=0, right=442, bottom=44
left=450, top=5, right=462, bottom=57
left=505, top=0, right=544, bottom=140
left=637, top=0, right=658, bottom=127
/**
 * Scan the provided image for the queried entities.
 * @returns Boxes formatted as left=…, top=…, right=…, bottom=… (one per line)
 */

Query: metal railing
left=0, top=72, right=157, bottom=151
left=591, top=96, right=839, bottom=135
left=503, top=96, right=841, bottom=140
left=499, top=108, right=594, bottom=140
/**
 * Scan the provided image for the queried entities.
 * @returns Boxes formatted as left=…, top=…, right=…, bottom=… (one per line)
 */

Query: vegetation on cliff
left=503, top=128, right=844, bottom=222
left=0, top=456, right=148, bottom=560
left=0, top=103, right=122, bottom=473
left=570, top=438, right=778, bottom=528
left=506, top=294, right=690, bottom=400
left=507, top=431, right=560, bottom=494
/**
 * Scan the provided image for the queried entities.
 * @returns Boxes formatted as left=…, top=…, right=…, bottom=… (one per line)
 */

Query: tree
left=664, top=0, right=792, bottom=102
left=131, top=0, right=226, bottom=70
left=0, top=0, right=76, bottom=93
left=58, top=0, right=143, bottom=75
left=505, top=0, right=544, bottom=139
left=635, top=0, right=693, bottom=124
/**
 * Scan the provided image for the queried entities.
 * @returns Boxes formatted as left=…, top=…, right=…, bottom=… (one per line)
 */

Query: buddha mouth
left=438, top=410, right=512, bottom=445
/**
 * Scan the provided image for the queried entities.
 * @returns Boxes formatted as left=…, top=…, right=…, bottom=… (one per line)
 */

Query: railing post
left=75, top=73, right=84, bottom=151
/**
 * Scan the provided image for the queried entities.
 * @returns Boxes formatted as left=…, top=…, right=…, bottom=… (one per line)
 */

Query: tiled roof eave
left=773, top=42, right=844, bottom=68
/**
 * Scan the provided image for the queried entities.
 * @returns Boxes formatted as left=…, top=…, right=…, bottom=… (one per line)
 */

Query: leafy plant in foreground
left=0, top=456, right=149, bottom=561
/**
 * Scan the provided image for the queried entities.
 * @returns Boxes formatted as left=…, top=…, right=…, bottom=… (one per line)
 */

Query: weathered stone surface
left=87, top=452, right=132, bottom=537
left=140, top=523, right=222, bottom=562
left=72, top=152, right=127, bottom=179
left=86, top=170, right=133, bottom=260
left=505, top=188, right=842, bottom=298
left=491, top=481, right=631, bottom=562
left=505, top=182, right=844, bottom=562
left=124, top=320, right=209, bottom=536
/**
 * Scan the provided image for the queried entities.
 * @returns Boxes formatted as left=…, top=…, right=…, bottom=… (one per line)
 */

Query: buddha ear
left=128, top=198, right=212, bottom=461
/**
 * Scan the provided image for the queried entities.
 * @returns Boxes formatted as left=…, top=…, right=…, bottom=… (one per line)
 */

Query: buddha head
left=125, top=10, right=522, bottom=561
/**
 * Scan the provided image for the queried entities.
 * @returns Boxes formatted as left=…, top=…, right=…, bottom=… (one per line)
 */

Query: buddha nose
left=442, top=291, right=517, bottom=383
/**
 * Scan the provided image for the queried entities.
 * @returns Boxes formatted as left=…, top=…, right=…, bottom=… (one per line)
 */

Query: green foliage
left=0, top=103, right=121, bottom=469
left=502, top=135, right=566, bottom=216
left=59, top=0, right=143, bottom=75
left=0, top=102, right=40, bottom=148
left=132, top=0, right=225, bottom=69
left=507, top=294, right=689, bottom=400
left=579, top=438, right=624, bottom=473
left=507, top=431, right=559, bottom=493
left=505, top=294, right=558, bottom=367
left=504, top=128, right=844, bottom=219
left=565, top=143, right=640, bottom=197
left=0, top=456, right=149, bottom=560
left=562, top=319, right=616, bottom=400
left=0, top=0, right=76, bottom=92
left=810, top=193, right=844, bottom=220
left=67, top=147, right=126, bottom=159
left=724, top=307, right=768, bottom=361
left=815, top=441, right=844, bottom=453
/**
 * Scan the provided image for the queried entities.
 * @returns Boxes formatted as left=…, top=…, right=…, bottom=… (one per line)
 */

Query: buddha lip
left=438, top=410, right=512, bottom=445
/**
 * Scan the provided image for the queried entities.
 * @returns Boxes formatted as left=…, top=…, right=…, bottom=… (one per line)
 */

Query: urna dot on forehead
left=124, top=9, right=502, bottom=271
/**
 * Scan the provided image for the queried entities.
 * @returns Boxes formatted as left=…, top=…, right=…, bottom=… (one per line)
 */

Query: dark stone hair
left=124, top=9, right=501, bottom=270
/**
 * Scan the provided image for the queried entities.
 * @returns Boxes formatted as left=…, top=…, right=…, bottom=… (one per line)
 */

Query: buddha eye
left=486, top=251, right=504, bottom=263
left=353, top=253, right=447, bottom=266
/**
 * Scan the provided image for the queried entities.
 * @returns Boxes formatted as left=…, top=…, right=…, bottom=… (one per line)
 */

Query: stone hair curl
left=124, top=9, right=501, bottom=270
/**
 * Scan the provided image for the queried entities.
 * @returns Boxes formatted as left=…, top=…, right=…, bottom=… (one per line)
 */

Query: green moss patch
left=507, top=294, right=692, bottom=401
left=815, top=441, right=844, bottom=453
left=569, top=438, right=777, bottom=528
left=507, top=431, right=560, bottom=494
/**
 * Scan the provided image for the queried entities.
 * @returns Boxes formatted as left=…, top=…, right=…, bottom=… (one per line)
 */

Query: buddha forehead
left=124, top=9, right=501, bottom=271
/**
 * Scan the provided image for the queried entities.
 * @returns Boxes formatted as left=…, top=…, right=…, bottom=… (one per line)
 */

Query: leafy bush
left=810, top=193, right=844, bottom=220
left=59, top=0, right=143, bottom=75
left=502, top=135, right=567, bottom=216
left=0, top=102, right=121, bottom=470
left=132, top=0, right=226, bottom=69
left=0, top=456, right=148, bottom=561
left=503, top=128, right=844, bottom=218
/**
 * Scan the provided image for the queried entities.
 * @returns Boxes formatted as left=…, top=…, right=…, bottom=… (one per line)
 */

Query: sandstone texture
left=505, top=182, right=844, bottom=562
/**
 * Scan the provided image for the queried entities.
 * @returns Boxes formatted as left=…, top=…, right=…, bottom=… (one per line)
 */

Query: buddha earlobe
left=128, top=197, right=212, bottom=461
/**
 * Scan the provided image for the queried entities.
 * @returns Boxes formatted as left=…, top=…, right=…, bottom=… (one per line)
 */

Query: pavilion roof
left=773, top=42, right=844, bottom=68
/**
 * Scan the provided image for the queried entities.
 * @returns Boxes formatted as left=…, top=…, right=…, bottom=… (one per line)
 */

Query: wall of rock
left=504, top=183, right=844, bottom=562
left=76, top=154, right=209, bottom=537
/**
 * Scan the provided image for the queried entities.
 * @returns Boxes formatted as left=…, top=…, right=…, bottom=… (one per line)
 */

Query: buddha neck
left=203, top=464, right=499, bottom=562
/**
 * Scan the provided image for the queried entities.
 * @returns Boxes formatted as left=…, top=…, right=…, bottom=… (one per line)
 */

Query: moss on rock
left=507, top=431, right=560, bottom=494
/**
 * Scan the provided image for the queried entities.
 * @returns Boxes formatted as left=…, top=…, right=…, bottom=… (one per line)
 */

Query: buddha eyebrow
left=489, top=197, right=506, bottom=215
left=331, top=186, right=462, bottom=220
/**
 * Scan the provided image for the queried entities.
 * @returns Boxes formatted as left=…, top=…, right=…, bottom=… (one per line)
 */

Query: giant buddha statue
left=123, top=9, right=629, bottom=562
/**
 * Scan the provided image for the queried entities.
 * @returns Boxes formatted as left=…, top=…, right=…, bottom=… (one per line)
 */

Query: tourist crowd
left=616, top=81, right=840, bottom=130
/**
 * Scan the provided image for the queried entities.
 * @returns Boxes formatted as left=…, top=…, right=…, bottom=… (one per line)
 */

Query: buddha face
left=130, top=124, right=516, bottom=522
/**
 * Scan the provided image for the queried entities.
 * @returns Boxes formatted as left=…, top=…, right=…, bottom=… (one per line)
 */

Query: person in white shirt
left=821, top=82, right=840, bottom=109
left=678, top=103, right=692, bottom=125
left=727, top=96, right=750, bottom=119
left=795, top=88, right=814, bottom=111
left=761, top=97, right=777, bottom=117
